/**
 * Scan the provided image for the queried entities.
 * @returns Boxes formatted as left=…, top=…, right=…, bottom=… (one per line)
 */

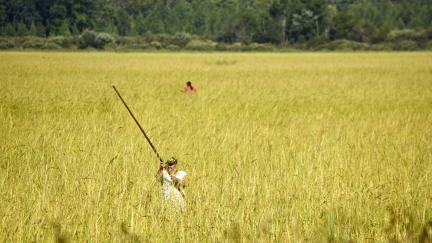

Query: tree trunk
left=281, top=16, right=286, bottom=42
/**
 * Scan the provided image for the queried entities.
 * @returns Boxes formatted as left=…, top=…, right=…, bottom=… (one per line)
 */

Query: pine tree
left=129, top=17, right=138, bottom=36
left=58, top=19, right=71, bottom=36
left=35, top=22, right=46, bottom=37
left=104, top=20, right=118, bottom=35
left=0, top=1, right=6, bottom=35
left=4, top=23, right=15, bottom=36
left=70, top=24, right=79, bottom=36
left=16, top=21, right=28, bottom=36
left=115, top=10, right=130, bottom=36
left=29, top=22, right=38, bottom=36
left=135, top=14, right=146, bottom=35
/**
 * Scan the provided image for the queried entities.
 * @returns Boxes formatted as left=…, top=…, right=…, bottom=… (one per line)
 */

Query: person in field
left=183, top=81, right=197, bottom=93
left=155, top=157, right=187, bottom=211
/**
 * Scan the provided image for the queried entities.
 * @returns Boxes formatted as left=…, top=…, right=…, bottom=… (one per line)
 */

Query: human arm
left=171, top=171, right=187, bottom=188
left=171, top=176, right=186, bottom=187
left=155, top=160, right=164, bottom=182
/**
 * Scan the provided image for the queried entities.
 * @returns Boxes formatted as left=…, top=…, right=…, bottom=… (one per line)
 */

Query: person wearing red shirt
left=183, top=81, right=197, bottom=93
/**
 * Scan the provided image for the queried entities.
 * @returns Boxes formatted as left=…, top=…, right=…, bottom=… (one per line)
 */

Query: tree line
left=0, top=0, right=431, bottom=50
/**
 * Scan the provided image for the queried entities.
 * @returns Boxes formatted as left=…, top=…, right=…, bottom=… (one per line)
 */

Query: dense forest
left=1, top=0, right=431, bottom=50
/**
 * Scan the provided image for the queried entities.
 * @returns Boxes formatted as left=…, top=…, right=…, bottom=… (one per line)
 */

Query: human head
left=165, top=157, right=178, bottom=172
left=186, top=81, right=192, bottom=87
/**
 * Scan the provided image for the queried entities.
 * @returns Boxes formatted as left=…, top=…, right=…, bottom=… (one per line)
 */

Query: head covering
left=166, top=157, right=178, bottom=165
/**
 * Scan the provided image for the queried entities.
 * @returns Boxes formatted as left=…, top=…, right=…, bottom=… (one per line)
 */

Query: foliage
left=150, top=34, right=172, bottom=47
left=78, top=30, right=114, bottom=49
left=370, top=43, right=392, bottom=51
left=117, top=43, right=149, bottom=50
left=392, top=40, right=419, bottom=51
left=41, top=42, right=61, bottom=50
left=227, top=42, right=243, bottom=51
left=16, top=21, right=28, bottom=36
left=320, top=39, right=370, bottom=51
left=171, top=32, right=192, bottom=47
left=387, top=29, right=423, bottom=43
left=185, top=39, right=216, bottom=51
left=242, top=43, right=275, bottom=51
left=21, top=37, right=46, bottom=49
left=28, top=22, right=46, bottom=37
left=0, top=38, right=14, bottom=49
left=115, top=36, right=141, bottom=46
left=78, top=30, right=98, bottom=49
left=0, top=0, right=431, bottom=47
left=95, top=33, right=115, bottom=49
left=47, top=36, right=73, bottom=48
left=150, top=41, right=161, bottom=49
left=426, top=41, right=432, bottom=50
left=103, top=43, right=117, bottom=50
left=166, top=44, right=180, bottom=51
left=4, top=23, right=15, bottom=36
left=215, top=42, right=229, bottom=51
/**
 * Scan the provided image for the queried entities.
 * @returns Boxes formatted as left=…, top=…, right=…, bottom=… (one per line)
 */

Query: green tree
left=104, top=20, right=118, bottom=35
left=191, top=0, right=210, bottom=35
left=48, top=1, right=67, bottom=36
left=235, top=10, right=259, bottom=43
left=4, top=22, right=15, bottom=36
left=58, top=19, right=71, bottom=36
left=214, top=0, right=240, bottom=42
left=16, top=21, right=28, bottom=36
left=115, top=9, right=129, bottom=36
left=0, top=1, right=6, bottom=35
left=269, top=0, right=290, bottom=43
left=254, top=14, right=282, bottom=43
left=28, top=21, right=45, bottom=36
left=135, top=14, right=146, bottom=35
left=330, top=1, right=381, bottom=42
left=129, top=16, right=138, bottom=36
left=144, top=12, right=165, bottom=34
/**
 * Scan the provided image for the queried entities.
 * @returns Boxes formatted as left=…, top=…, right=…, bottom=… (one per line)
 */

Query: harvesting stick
left=112, top=85, right=164, bottom=163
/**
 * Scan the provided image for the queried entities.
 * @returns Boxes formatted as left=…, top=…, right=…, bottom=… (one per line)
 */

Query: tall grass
left=0, top=52, right=431, bottom=242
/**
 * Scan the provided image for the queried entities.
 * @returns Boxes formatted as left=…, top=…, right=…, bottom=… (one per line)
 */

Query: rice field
left=0, top=51, right=432, bottom=242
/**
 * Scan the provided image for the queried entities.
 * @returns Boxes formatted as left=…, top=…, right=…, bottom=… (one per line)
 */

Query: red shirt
left=184, top=85, right=197, bottom=93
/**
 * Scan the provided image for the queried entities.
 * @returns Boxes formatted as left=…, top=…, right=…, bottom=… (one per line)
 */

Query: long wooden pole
left=113, top=85, right=164, bottom=163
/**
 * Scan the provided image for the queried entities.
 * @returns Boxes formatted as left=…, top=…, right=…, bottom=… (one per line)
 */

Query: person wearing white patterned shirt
left=155, top=157, right=187, bottom=211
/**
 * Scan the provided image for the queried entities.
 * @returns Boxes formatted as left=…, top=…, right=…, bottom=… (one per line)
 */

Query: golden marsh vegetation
left=1, top=52, right=432, bottom=242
